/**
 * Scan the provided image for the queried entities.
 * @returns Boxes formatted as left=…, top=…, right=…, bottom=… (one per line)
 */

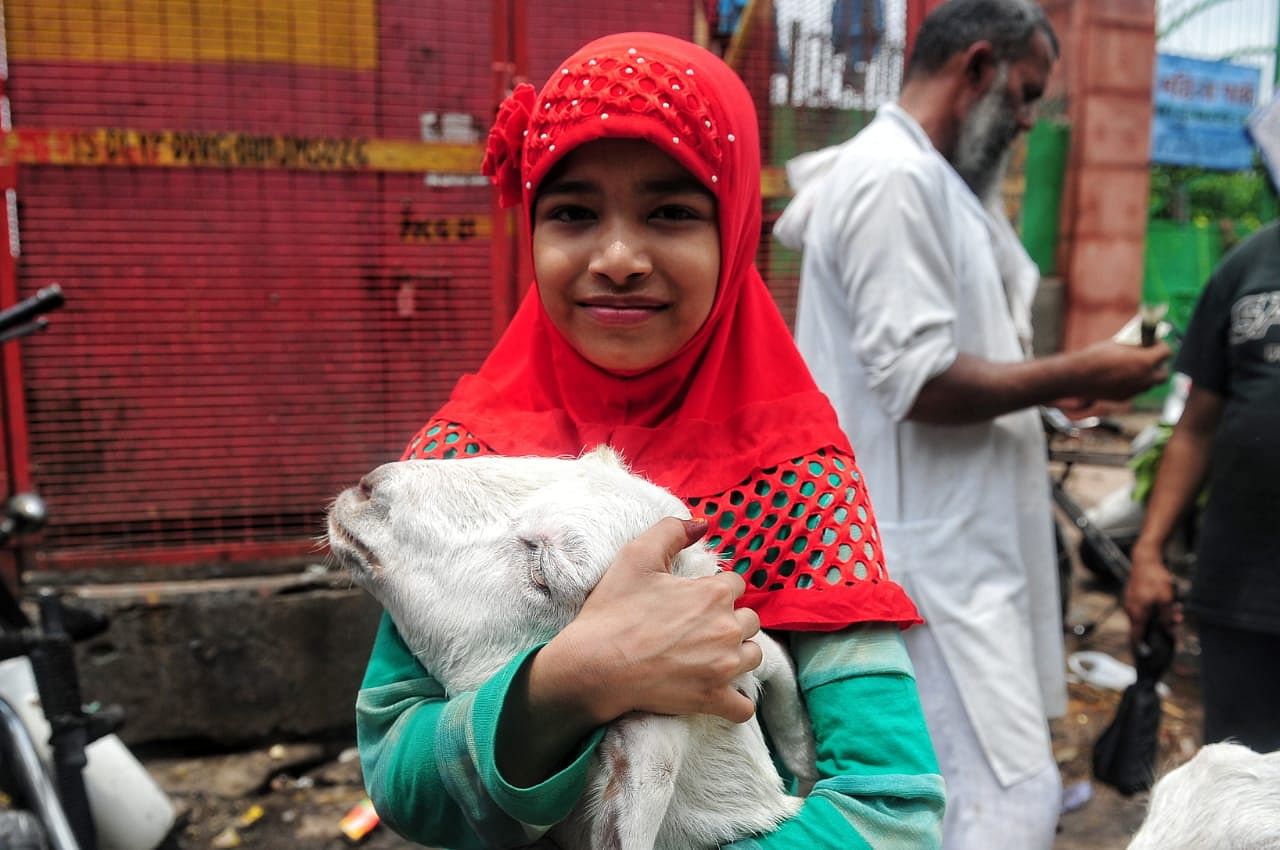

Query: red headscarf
left=436, top=32, right=851, bottom=498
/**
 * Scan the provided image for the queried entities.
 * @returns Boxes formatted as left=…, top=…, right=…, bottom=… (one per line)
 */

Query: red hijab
left=436, top=32, right=852, bottom=498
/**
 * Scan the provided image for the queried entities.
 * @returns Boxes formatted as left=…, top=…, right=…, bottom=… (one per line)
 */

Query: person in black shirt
left=1125, top=220, right=1280, bottom=751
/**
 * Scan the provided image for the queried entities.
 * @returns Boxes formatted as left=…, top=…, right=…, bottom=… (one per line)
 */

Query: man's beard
left=951, top=64, right=1020, bottom=202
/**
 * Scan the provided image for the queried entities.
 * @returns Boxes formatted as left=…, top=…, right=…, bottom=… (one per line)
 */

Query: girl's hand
left=534, top=517, right=763, bottom=728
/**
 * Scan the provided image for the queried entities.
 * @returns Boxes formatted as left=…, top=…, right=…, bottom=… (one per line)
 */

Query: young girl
left=357, top=32, right=944, bottom=849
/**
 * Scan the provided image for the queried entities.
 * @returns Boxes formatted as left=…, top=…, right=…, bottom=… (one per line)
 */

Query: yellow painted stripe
left=4, top=0, right=378, bottom=71
left=761, top=166, right=789, bottom=200
left=0, top=128, right=793, bottom=197
left=0, top=129, right=483, bottom=174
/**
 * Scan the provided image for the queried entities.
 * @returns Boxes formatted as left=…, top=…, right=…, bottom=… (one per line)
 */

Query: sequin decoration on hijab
left=428, top=32, right=922, bottom=630
left=446, top=32, right=854, bottom=499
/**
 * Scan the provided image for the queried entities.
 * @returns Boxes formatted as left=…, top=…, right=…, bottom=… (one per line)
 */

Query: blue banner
left=1151, top=53, right=1261, bottom=171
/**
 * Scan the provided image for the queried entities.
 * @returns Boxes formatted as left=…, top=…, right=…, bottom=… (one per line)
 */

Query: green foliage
left=1148, top=162, right=1276, bottom=245
left=1129, top=422, right=1209, bottom=508
left=1129, top=422, right=1174, bottom=504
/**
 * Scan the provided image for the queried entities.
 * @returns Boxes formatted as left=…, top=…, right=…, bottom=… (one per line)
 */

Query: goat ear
left=517, top=531, right=564, bottom=595
left=583, top=444, right=628, bottom=470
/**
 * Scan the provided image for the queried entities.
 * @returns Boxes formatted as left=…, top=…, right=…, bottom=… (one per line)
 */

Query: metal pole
left=0, top=696, right=82, bottom=850
left=488, top=1, right=516, bottom=342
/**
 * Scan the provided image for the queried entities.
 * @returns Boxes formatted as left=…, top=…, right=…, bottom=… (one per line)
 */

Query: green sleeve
left=726, top=626, right=945, bottom=850
left=356, top=613, right=605, bottom=848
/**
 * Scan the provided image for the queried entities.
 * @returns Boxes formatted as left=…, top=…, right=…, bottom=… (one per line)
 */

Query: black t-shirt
left=1176, top=221, right=1280, bottom=634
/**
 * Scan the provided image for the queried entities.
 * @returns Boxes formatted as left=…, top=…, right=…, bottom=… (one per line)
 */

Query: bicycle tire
left=1079, top=531, right=1132, bottom=588
left=0, top=809, right=51, bottom=850
left=1054, top=520, right=1073, bottom=619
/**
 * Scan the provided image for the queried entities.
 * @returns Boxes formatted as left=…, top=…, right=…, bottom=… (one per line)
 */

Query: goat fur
left=328, top=447, right=817, bottom=850
left=1127, top=742, right=1280, bottom=850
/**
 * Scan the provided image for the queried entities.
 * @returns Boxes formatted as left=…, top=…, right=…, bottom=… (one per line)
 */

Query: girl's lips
left=579, top=302, right=667, bottom=326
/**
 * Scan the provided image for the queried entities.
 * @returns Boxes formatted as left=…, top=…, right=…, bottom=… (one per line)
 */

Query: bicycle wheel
left=0, top=809, right=51, bottom=850
left=1054, top=520, right=1073, bottom=620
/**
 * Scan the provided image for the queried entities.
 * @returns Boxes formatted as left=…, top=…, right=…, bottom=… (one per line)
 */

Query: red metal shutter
left=0, top=1, right=699, bottom=576
left=3, top=1, right=496, bottom=572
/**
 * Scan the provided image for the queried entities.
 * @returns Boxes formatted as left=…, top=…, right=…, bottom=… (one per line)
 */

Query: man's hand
left=1124, top=540, right=1182, bottom=650
left=909, top=342, right=1172, bottom=426
left=1076, top=340, right=1172, bottom=401
left=534, top=517, right=763, bottom=729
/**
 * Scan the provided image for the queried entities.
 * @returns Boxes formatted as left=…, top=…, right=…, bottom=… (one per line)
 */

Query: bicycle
left=1043, top=407, right=1141, bottom=640
left=0, top=284, right=173, bottom=850
left=1043, top=313, right=1192, bottom=641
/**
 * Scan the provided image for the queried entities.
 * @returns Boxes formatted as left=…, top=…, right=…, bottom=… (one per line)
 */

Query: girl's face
left=532, top=139, right=719, bottom=373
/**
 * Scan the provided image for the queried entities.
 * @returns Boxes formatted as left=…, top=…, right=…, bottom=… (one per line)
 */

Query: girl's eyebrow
left=537, top=176, right=712, bottom=199
left=640, top=177, right=713, bottom=198
left=537, top=177, right=598, bottom=198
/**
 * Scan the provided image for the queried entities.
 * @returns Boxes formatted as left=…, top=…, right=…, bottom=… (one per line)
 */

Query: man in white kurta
left=774, top=1, right=1171, bottom=847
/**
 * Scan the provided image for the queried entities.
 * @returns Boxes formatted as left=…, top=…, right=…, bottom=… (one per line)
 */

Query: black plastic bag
left=1091, top=619, right=1174, bottom=795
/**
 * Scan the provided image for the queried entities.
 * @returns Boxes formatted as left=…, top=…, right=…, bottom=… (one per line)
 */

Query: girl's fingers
left=704, top=568, right=746, bottom=599
left=738, top=635, right=763, bottom=674
left=616, top=516, right=706, bottom=576
left=716, top=685, right=758, bottom=724
left=709, top=640, right=764, bottom=723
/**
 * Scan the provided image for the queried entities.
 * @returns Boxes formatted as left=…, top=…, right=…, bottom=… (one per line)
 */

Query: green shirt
left=357, top=613, right=944, bottom=849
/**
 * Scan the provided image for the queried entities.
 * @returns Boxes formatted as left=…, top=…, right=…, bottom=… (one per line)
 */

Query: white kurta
left=776, top=103, right=1067, bottom=788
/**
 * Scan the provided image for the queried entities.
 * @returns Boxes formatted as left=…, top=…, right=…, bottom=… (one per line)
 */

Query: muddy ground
left=141, top=590, right=1201, bottom=850
left=136, top=418, right=1202, bottom=849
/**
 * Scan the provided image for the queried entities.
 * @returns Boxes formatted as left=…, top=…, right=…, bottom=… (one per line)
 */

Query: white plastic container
left=0, top=657, right=176, bottom=850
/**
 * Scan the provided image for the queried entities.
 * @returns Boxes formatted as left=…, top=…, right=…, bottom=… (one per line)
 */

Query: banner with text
left=1151, top=53, right=1260, bottom=171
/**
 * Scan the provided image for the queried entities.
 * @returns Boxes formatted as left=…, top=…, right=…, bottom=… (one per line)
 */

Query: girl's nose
left=588, top=225, right=652, bottom=285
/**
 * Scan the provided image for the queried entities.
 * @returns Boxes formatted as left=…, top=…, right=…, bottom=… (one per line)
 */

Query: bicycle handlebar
left=0, top=284, right=64, bottom=336
left=1040, top=406, right=1126, bottom=439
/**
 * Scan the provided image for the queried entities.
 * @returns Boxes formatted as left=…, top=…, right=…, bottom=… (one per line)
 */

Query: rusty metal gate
left=0, top=0, right=903, bottom=579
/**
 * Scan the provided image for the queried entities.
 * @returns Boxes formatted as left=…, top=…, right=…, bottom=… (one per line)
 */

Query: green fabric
left=726, top=629, right=944, bottom=849
left=471, top=654, right=606, bottom=829
left=357, top=614, right=602, bottom=848
left=357, top=614, right=944, bottom=849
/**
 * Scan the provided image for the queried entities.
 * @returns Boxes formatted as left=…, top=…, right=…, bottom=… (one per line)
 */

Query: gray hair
left=905, top=0, right=1058, bottom=79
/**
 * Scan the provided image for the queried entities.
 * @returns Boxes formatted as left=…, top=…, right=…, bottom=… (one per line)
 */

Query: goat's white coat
left=1126, top=742, right=1280, bottom=850
left=328, top=447, right=816, bottom=850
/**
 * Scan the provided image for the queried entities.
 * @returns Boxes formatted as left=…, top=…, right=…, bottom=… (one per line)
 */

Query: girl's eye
left=546, top=204, right=596, bottom=223
left=651, top=204, right=701, bottom=222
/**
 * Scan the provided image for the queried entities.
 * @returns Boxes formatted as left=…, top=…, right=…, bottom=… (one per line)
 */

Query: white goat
left=1127, top=742, right=1280, bottom=850
left=328, top=447, right=816, bottom=850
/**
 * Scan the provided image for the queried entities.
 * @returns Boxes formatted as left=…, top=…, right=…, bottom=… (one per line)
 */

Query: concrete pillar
left=1054, top=0, right=1157, bottom=350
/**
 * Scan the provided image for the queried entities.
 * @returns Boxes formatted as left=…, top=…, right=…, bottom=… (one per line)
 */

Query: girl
left=357, top=32, right=944, bottom=849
